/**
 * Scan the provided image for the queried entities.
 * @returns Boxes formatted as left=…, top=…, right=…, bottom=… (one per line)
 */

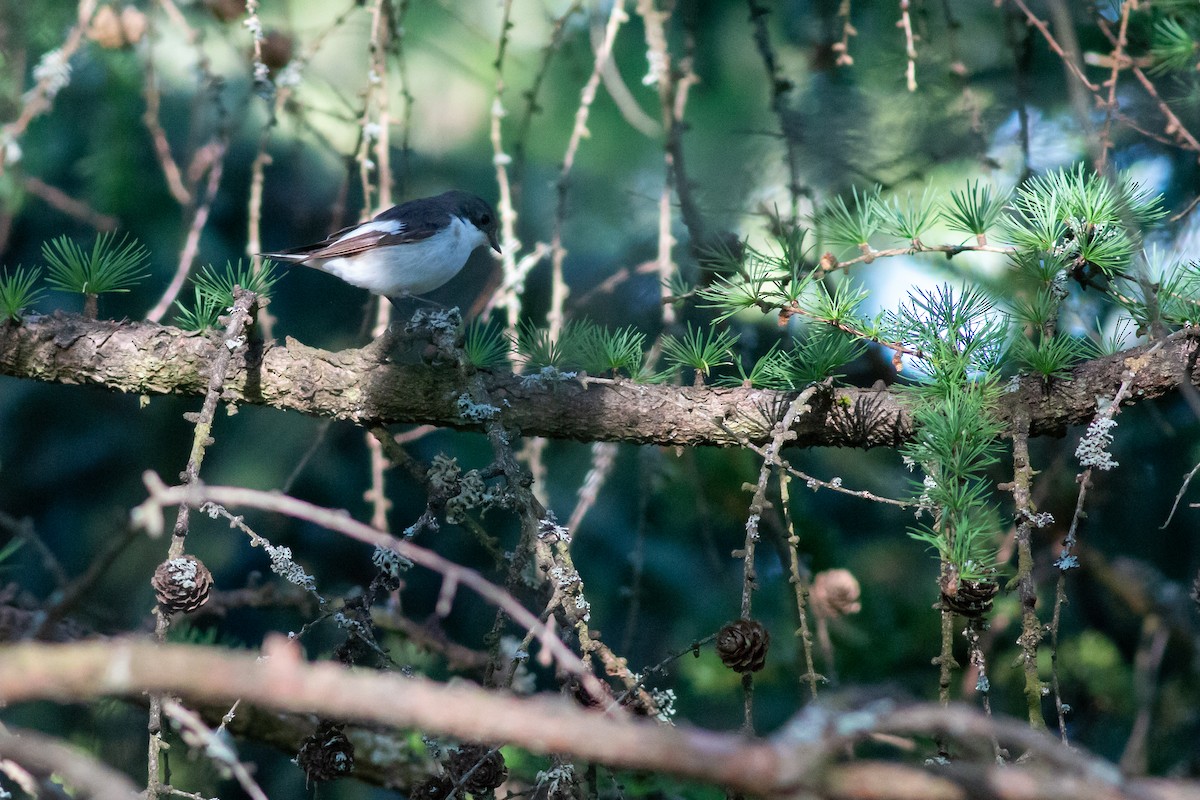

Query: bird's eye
left=480, top=214, right=491, bottom=225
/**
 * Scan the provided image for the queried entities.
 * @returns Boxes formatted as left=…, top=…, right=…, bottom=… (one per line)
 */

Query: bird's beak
left=488, top=229, right=502, bottom=254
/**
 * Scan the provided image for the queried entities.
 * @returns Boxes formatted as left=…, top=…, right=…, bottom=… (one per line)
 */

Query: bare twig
left=1007, top=0, right=1099, bottom=92
left=548, top=0, right=628, bottom=339
left=1161, top=459, right=1200, bottom=529
left=566, top=442, right=618, bottom=533
left=21, top=176, right=118, bottom=230
left=31, top=524, right=139, bottom=639
left=1096, top=18, right=1200, bottom=156
left=747, top=0, right=803, bottom=209
left=898, top=0, right=918, bottom=92
left=488, top=0, right=523, bottom=333
left=161, top=700, right=268, bottom=800
left=131, top=471, right=601, bottom=693
left=1118, top=615, right=1169, bottom=775
left=1094, top=0, right=1132, bottom=175
left=0, top=728, right=140, bottom=800
left=0, top=510, right=69, bottom=588
left=777, top=469, right=820, bottom=698
left=145, top=138, right=229, bottom=323
left=141, top=35, right=191, bottom=206
left=1, top=642, right=1191, bottom=800
left=0, top=0, right=98, bottom=178
left=146, top=288, right=256, bottom=799
left=1049, top=345, right=1155, bottom=743
left=1009, top=408, right=1046, bottom=729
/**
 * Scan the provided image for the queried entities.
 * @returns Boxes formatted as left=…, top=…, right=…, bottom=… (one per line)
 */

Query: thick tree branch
left=1, top=639, right=1197, bottom=800
left=1, top=314, right=1197, bottom=448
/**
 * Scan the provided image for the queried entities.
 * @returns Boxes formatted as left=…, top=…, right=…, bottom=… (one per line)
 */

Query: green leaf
left=1009, top=333, right=1085, bottom=380
left=462, top=318, right=511, bottom=369
left=1149, top=17, right=1199, bottom=74
left=0, top=265, right=44, bottom=322
left=1007, top=287, right=1062, bottom=331
left=879, top=189, right=938, bottom=244
left=821, top=186, right=883, bottom=252
left=569, top=323, right=646, bottom=377
left=43, top=232, right=149, bottom=295
left=942, top=181, right=1010, bottom=239
left=788, top=326, right=867, bottom=385
left=172, top=260, right=283, bottom=332
left=192, top=259, right=284, bottom=307
left=661, top=323, right=738, bottom=380
left=172, top=286, right=224, bottom=332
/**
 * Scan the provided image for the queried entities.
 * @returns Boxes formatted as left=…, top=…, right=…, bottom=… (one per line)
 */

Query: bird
left=263, top=190, right=501, bottom=301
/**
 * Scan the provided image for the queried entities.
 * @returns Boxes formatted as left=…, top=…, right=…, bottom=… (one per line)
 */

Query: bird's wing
left=264, top=215, right=446, bottom=262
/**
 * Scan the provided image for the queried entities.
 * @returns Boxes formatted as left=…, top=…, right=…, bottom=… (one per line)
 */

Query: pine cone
left=940, top=579, right=999, bottom=619
left=259, top=30, right=295, bottom=74
left=151, top=556, right=213, bottom=614
left=715, top=618, right=770, bottom=673
left=296, top=722, right=355, bottom=782
left=809, top=569, right=863, bottom=619
left=447, top=744, right=507, bottom=794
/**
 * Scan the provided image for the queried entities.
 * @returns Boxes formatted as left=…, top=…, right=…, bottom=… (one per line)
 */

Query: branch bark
left=2, top=639, right=1198, bottom=800
left=1, top=314, right=1197, bottom=448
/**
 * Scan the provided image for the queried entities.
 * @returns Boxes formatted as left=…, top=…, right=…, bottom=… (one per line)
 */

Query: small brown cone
left=151, top=555, right=213, bottom=614
left=447, top=744, right=507, bottom=794
left=716, top=618, right=770, bottom=673
left=940, top=579, right=999, bottom=619
left=296, top=722, right=355, bottom=782
left=809, top=568, right=862, bottom=619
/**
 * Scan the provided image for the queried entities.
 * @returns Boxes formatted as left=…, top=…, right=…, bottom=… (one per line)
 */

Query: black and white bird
left=264, top=191, right=501, bottom=300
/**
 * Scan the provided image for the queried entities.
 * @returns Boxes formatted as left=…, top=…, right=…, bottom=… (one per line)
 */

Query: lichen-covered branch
left=1, top=314, right=1197, bottom=449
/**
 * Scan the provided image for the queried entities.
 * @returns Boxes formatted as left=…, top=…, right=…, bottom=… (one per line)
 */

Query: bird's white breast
left=319, top=216, right=488, bottom=296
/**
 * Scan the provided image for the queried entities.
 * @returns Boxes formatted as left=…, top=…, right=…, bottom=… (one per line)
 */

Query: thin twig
left=161, top=700, right=269, bottom=800
left=736, top=388, right=818, bottom=732
left=1097, top=18, right=1200, bottom=156
left=488, top=0, right=521, bottom=332
left=132, top=471, right=602, bottom=695
left=1007, top=0, right=1099, bottom=92
left=747, top=0, right=803, bottom=209
left=146, top=288, right=257, bottom=799
left=898, top=0, right=917, bottom=92
left=0, top=510, right=69, bottom=588
left=1049, top=345, right=1153, bottom=743
left=1094, top=0, right=1132, bottom=175
left=31, top=525, right=139, bottom=639
left=21, top=176, right=118, bottom=230
left=141, top=29, right=191, bottom=206
left=777, top=469, right=820, bottom=698
left=637, top=0, right=680, bottom=325
left=145, top=138, right=229, bottom=323
left=547, top=0, right=628, bottom=339
left=566, top=442, right=618, bottom=533
left=1161, top=459, right=1200, bottom=529
left=1009, top=408, right=1046, bottom=729
left=0, top=0, right=98, bottom=178
left=1118, top=614, right=1169, bottom=775
left=718, top=422, right=914, bottom=507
